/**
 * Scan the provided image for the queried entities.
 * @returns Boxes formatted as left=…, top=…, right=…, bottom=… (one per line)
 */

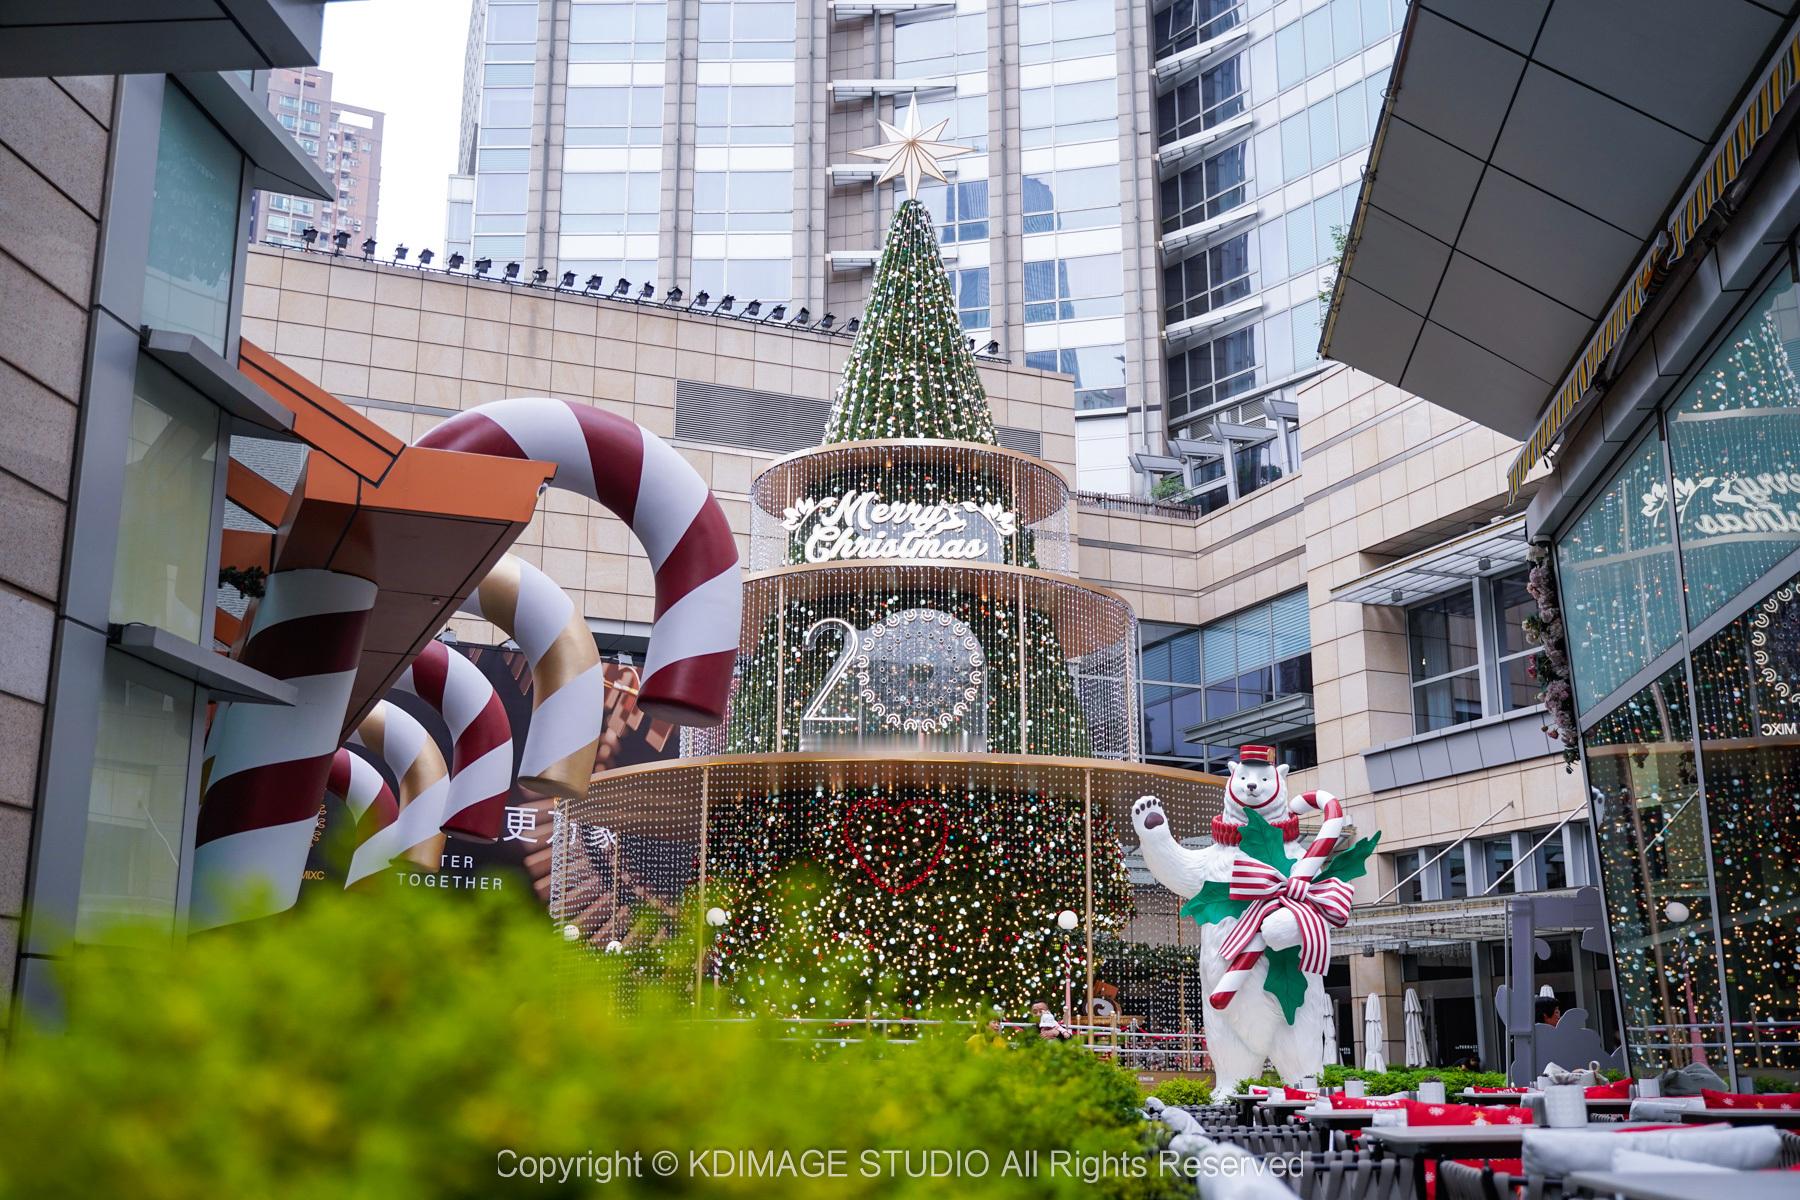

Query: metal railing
left=1074, top=491, right=1205, bottom=520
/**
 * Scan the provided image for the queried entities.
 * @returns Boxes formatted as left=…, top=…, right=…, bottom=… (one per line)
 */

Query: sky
left=319, top=0, right=475, bottom=253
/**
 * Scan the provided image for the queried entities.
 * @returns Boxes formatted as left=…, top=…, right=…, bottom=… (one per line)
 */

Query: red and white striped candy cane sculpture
left=457, top=553, right=602, bottom=799
left=417, top=397, right=741, bottom=726
left=1209, top=789, right=1353, bottom=1010
left=349, top=701, right=451, bottom=871
left=192, top=568, right=378, bottom=931
left=391, top=639, right=515, bottom=839
left=322, top=748, right=400, bottom=886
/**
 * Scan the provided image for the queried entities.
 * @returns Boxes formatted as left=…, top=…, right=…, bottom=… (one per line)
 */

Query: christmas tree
left=702, top=194, right=1133, bottom=1014
left=824, top=198, right=998, bottom=444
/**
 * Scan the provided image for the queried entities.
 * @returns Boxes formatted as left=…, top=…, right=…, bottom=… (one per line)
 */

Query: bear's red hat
left=1237, top=745, right=1276, bottom=764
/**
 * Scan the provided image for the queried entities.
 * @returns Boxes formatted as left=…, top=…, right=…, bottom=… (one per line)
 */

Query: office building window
left=1157, top=57, right=1245, bottom=147
left=951, top=267, right=990, bottom=331
left=1021, top=0, right=1115, bottom=63
left=571, top=0, right=666, bottom=61
left=565, top=171, right=661, bottom=233
left=1164, top=234, right=1251, bottom=325
left=1023, top=255, right=1124, bottom=324
left=1019, top=79, right=1117, bottom=148
left=693, top=170, right=791, bottom=233
left=143, top=83, right=243, bottom=354
left=691, top=258, right=791, bottom=303
left=1167, top=326, right=1256, bottom=423
left=1160, top=143, right=1246, bottom=233
left=906, top=93, right=988, bottom=153
left=915, top=180, right=989, bottom=243
left=565, top=85, right=663, bottom=146
left=696, top=85, right=794, bottom=145
left=1154, top=0, right=1242, bottom=60
left=78, top=653, right=199, bottom=944
left=1022, top=165, right=1120, bottom=234
left=697, top=0, right=795, bottom=60
left=895, top=8, right=985, bottom=75
left=1025, top=346, right=1126, bottom=411
left=1406, top=568, right=1540, bottom=735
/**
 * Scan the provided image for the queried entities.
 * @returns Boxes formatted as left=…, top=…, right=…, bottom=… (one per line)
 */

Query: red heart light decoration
left=843, top=796, right=949, bottom=895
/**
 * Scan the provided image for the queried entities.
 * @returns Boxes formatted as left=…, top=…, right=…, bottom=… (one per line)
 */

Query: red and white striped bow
left=1217, top=858, right=1354, bottom=976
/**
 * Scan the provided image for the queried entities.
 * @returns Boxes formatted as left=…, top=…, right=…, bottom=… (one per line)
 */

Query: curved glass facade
left=1564, top=266, right=1800, bottom=1083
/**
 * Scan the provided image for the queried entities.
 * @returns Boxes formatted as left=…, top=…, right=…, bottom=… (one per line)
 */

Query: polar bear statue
left=1131, top=744, right=1372, bottom=1097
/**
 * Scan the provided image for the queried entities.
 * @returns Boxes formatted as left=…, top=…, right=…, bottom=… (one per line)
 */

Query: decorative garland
left=1522, top=542, right=1580, bottom=769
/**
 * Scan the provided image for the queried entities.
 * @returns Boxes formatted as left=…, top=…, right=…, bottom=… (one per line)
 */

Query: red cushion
left=1284, top=1086, right=1318, bottom=1100
left=1702, top=1088, right=1800, bottom=1110
left=1331, top=1095, right=1406, bottom=1109
left=1586, top=1079, right=1632, bottom=1099
left=1402, top=1099, right=1533, bottom=1126
left=1471, top=1085, right=1530, bottom=1094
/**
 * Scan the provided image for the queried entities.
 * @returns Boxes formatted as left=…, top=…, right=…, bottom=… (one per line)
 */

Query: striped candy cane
left=391, top=639, right=515, bottom=839
left=458, top=554, right=601, bottom=800
left=349, top=701, right=451, bottom=871
left=1209, top=790, right=1350, bottom=1010
left=416, top=397, right=741, bottom=726
left=192, top=568, right=377, bottom=931
left=322, top=748, right=400, bottom=886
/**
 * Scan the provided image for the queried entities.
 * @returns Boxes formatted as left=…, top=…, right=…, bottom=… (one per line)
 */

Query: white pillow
left=1524, top=1125, right=1783, bottom=1175
left=1611, top=1148, right=1730, bottom=1173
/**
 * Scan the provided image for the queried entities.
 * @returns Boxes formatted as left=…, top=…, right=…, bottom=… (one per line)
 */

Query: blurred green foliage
left=1144, top=1077, right=1212, bottom=1106
left=0, top=887, right=1185, bottom=1199
left=1250, top=1066, right=1509, bottom=1094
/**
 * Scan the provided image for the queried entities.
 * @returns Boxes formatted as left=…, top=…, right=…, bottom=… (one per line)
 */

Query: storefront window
left=1666, top=274, right=1800, bottom=628
left=78, top=652, right=198, bottom=944
left=110, top=358, right=222, bottom=644
left=1689, top=569, right=1800, bottom=1075
left=1583, top=663, right=1724, bottom=1073
left=142, top=83, right=243, bottom=353
left=1556, top=432, right=1683, bottom=713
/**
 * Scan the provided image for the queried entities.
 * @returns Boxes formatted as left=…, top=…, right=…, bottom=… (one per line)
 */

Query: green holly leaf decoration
left=1236, top=807, right=1292, bottom=874
left=1181, top=881, right=1247, bottom=927
left=1263, top=946, right=1308, bottom=1022
left=1316, top=831, right=1382, bottom=884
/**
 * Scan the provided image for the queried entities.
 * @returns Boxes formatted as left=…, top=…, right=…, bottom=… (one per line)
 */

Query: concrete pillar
left=1349, top=949, right=1406, bottom=1070
left=1470, top=939, right=1495, bottom=1069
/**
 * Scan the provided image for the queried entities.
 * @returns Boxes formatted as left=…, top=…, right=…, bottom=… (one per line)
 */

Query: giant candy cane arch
left=456, top=553, right=602, bottom=799
left=322, top=748, right=401, bottom=886
left=390, top=639, right=515, bottom=839
left=417, top=397, right=742, bottom=726
left=192, top=568, right=379, bottom=931
left=349, top=701, right=452, bottom=870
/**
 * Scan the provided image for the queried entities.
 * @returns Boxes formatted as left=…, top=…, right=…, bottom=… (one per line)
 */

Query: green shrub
left=0, top=888, right=1185, bottom=1199
left=1146, top=1077, right=1212, bottom=1107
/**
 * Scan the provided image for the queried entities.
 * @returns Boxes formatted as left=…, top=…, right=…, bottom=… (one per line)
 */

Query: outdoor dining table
left=1678, top=1107, right=1800, bottom=1128
left=1257, top=1098, right=1319, bottom=1125
left=1361, top=1120, right=1664, bottom=1199
left=1455, top=1090, right=1536, bottom=1105
left=1565, top=1170, right=1800, bottom=1200
left=1295, top=1106, right=1381, bottom=1149
left=1220, top=1094, right=1264, bottom=1126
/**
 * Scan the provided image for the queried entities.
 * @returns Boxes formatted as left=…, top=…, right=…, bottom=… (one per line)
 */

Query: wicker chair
left=1438, top=1159, right=1564, bottom=1200
left=1295, top=1151, right=1415, bottom=1200
left=1205, top=1125, right=1319, bottom=1157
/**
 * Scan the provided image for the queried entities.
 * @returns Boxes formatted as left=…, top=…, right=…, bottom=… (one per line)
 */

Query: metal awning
left=827, top=77, right=956, bottom=101
left=1185, top=692, right=1315, bottom=748
left=0, top=0, right=327, bottom=77
left=1331, top=515, right=1529, bottom=607
left=1331, top=888, right=1589, bottom=956
left=1155, top=112, right=1254, bottom=178
left=1152, top=24, right=1254, bottom=94
left=1160, top=202, right=1258, bottom=262
left=1322, top=0, right=1789, bottom=441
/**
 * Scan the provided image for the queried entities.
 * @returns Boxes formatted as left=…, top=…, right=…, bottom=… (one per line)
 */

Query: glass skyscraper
left=448, top=0, right=1402, bottom=495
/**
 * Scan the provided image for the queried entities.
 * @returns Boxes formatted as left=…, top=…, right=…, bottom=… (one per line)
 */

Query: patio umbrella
left=1404, top=988, right=1429, bottom=1067
left=1362, top=993, right=1387, bottom=1072
left=1322, top=1000, right=1340, bottom=1066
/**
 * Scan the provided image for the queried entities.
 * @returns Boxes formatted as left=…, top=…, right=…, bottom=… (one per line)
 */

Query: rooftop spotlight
left=361, top=237, right=376, bottom=259
left=612, top=278, right=630, bottom=296
left=638, top=281, right=654, bottom=300
left=966, top=337, right=977, bottom=351
left=332, top=229, right=351, bottom=252
left=532, top=266, right=549, bottom=286
left=418, top=249, right=435, bottom=266
left=718, top=294, right=735, bottom=313
left=980, top=339, right=999, bottom=355
left=503, top=261, right=520, bottom=280
left=301, top=226, right=319, bottom=246
left=691, top=290, right=710, bottom=308
left=844, top=317, right=860, bottom=334
left=664, top=286, right=683, bottom=305
left=792, top=306, right=810, bottom=325
left=474, top=257, right=492, bottom=275
left=393, top=244, right=408, bottom=262
left=447, top=252, right=465, bottom=271
left=743, top=299, right=761, bottom=318
left=560, top=270, right=576, bottom=289
left=584, top=274, right=603, bottom=293
left=768, top=303, right=786, bottom=322
left=818, top=313, right=836, bottom=331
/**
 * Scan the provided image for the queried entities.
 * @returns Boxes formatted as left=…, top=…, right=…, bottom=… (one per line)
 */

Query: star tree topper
left=850, top=98, right=975, bottom=198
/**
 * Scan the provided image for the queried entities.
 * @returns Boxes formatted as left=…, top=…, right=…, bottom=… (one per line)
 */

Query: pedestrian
left=1033, top=1001, right=1074, bottom=1041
